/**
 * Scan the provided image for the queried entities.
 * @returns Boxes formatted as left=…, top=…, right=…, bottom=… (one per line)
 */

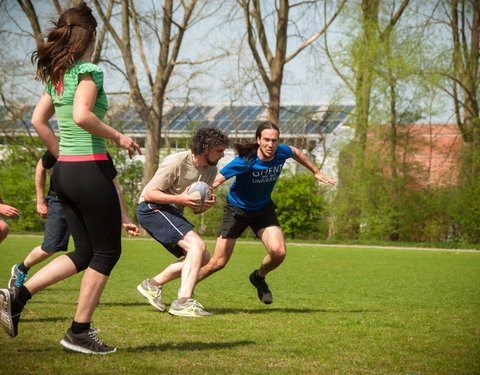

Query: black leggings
left=52, top=160, right=121, bottom=276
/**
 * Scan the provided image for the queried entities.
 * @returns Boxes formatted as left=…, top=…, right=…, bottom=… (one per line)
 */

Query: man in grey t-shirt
left=136, top=127, right=228, bottom=317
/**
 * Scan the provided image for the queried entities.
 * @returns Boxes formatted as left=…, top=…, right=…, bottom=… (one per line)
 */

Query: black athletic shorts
left=218, top=199, right=280, bottom=239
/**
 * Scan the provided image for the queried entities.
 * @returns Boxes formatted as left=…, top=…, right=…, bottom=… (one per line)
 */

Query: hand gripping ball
left=188, top=181, right=212, bottom=204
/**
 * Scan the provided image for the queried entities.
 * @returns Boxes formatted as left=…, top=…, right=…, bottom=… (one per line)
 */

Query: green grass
left=0, top=237, right=479, bottom=374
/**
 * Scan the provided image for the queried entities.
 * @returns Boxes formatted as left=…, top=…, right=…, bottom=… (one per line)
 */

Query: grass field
left=0, top=236, right=479, bottom=375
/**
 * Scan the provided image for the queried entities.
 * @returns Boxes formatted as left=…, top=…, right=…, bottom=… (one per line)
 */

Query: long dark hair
left=234, top=121, right=280, bottom=160
left=31, top=2, right=97, bottom=86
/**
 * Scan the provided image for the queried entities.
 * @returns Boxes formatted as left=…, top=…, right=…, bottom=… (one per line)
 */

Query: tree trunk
left=451, top=0, right=479, bottom=144
left=268, top=84, right=281, bottom=124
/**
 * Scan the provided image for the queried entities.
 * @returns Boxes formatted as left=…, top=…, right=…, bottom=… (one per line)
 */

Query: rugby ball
left=188, top=181, right=212, bottom=204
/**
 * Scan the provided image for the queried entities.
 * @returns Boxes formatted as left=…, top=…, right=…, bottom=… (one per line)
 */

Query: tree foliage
left=0, top=144, right=43, bottom=232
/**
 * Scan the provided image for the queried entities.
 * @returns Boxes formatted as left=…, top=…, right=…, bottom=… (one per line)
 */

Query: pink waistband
left=58, top=154, right=108, bottom=162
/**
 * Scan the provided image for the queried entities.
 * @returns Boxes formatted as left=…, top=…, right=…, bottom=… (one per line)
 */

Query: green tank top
left=45, top=61, right=108, bottom=155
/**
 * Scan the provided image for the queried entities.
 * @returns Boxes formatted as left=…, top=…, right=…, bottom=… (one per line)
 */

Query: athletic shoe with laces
left=60, top=328, right=117, bottom=354
left=249, top=270, right=273, bottom=304
left=8, top=264, right=30, bottom=288
left=136, top=279, right=166, bottom=312
left=0, top=287, right=22, bottom=337
left=168, top=299, right=211, bottom=317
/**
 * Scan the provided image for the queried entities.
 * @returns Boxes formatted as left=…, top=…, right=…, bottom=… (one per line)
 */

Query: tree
left=441, top=0, right=480, bottom=243
left=93, top=0, right=208, bottom=185
left=237, top=0, right=346, bottom=124
left=325, top=0, right=411, bottom=239
left=449, top=0, right=479, bottom=145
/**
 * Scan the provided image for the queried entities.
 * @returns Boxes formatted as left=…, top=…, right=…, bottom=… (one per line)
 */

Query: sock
left=148, top=279, right=162, bottom=288
left=18, top=285, right=32, bottom=305
left=255, top=270, right=265, bottom=279
left=71, top=321, right=91, bottom=334
left=178, top=297, right=189, bottom=304
left=11, top=286, right=31, bottom=316
left=18, top=262, right=30, bottom=273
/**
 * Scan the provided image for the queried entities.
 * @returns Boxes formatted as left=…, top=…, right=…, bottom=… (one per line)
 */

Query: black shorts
left=218, top=199, right=280, bottom=239
left=136, top=201, right=194, bottom=258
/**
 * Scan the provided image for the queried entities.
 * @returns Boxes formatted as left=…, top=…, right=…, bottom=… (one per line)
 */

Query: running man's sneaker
left=168, top=299, right=211, bottom=317
left=249, top=270, right=273, bottom=304
left=8, top=264, right=30, bottom=288
left=136, top=279, right=166, bottom=312
left=0, top=287, right=21, bottom=337
left=60, top=328, right=117, bottom=354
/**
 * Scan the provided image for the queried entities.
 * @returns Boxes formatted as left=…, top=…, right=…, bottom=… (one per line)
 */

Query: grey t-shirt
left=139, top=150, right=217, bottom=210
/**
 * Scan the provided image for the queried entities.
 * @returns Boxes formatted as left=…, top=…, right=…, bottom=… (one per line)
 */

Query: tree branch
left=92, top=0, right=114, bottom=65
left=16, top=0, right=42, bottom=45
left=129, top=0, right=153, bottom=88
left=286, top=0, right=346, bottom=63
left=238, top=0, right=271, bottom=87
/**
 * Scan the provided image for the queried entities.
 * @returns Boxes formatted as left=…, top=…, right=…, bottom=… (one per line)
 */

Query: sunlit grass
left=0, top=237, right=479, bottom=374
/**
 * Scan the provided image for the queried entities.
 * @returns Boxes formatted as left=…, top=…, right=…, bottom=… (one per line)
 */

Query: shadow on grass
left=210, top=308, right=378, bottom=314
left=9, top=341, right=254, bottom=355
left=33, top=287, right=78, bottom=293
left=22, top=316, right=69, bottom=323
left=15, top=347, right=58, bottom=353
left=94, top=302, right=149, bottom=307
left=28, top=301, right=146, bottom=307
left=124, top=340, right=254, bottom=353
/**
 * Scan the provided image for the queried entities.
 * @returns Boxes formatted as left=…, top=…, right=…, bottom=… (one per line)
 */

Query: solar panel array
left=1, top=104, right=354, bottom=138
left=118, top=104, right=353, bottom=137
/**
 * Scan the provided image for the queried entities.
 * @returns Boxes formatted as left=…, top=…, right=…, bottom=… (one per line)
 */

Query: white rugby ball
left=188, top=181, right=212, bottom=204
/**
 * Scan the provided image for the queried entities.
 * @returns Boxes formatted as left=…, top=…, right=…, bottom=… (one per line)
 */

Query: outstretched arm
left=291, top=146, right=336, bottom=185
left=212, top=173, right=227, bottom=189
left=0, top=203, right=19, bottom=218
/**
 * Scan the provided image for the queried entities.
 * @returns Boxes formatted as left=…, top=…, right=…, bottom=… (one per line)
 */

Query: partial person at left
left=0, top=198, right=19, bottom=243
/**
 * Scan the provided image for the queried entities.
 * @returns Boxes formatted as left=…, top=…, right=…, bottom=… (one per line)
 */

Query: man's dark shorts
left=218, top=199, right=280, bottom=239
left=136, top=201, right=194, bottom=258
left=42, top=195, right=70, bottom=253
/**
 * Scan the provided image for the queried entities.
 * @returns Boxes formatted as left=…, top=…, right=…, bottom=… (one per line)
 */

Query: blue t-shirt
left=220, top=144, right=294, bottom=211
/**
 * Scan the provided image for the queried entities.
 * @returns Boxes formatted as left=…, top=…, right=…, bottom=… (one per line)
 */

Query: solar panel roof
left=1, top=104, right=353, bottom=137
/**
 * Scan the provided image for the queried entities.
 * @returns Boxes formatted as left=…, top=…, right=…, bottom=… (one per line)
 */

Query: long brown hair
left=31, top=2, right=97, bottom=86
left=234, top=121, right=280, bottom=161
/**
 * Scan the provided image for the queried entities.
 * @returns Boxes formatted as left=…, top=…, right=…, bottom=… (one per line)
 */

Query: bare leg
left=197, top=237, right=236, bottom=282
left=74, top=268, right=108, bottom=323
left=23, top=246, right=53, bottom=269
left=257, top=226, right=286, bottom=277
left=175, top=231, right=208, bottom=299
left=0, top=220, right=9, bottom=243
left=151, top=249, right=210, bottom=286
left=24, top=254, right=78, bottom=296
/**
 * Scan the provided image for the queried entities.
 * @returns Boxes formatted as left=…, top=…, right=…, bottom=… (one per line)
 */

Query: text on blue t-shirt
left=220, top=144, right=294, bottom=211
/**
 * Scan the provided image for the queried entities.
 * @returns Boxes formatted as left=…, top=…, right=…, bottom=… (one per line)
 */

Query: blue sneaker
left=8, top=265, right=30, bottom=288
